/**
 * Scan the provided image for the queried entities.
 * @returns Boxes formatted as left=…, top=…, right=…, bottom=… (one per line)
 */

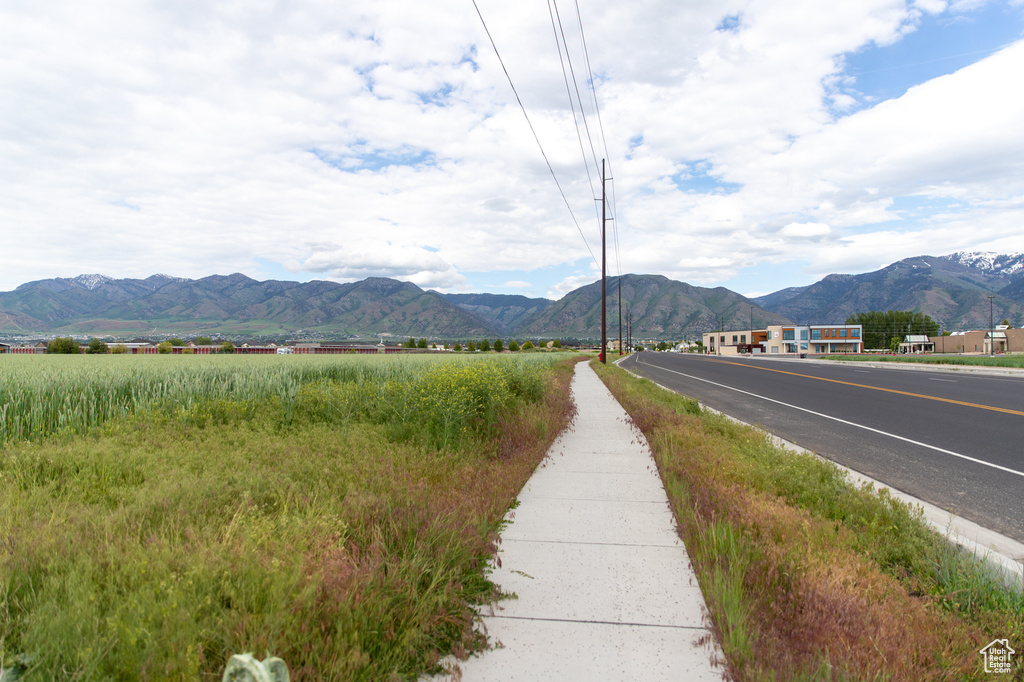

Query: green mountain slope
left=0, top=275, right=497, bottom=338
left=515, top=274, right=788, bottom=339
left=440, top=293, right=552, bottom=335
left=753, top=254, right=1024, bottom=329
left=5, top=252, right=1020, bottom=340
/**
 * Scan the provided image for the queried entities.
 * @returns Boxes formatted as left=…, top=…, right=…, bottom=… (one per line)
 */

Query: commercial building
left=702, top=329, right=768, bottom=355
left=702, top=324, right=1023, bottom=356
left=929, top=328, right=1024, bottom=354
left=703, top=324, right=863, bottom=355
left=899, top=335, right=935, bottom=354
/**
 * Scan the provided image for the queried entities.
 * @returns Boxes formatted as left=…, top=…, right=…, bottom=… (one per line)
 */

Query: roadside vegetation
left=593, top=359, right=1023, bottom=680
left=0, top=354, right=578, bottom=680
left=826, top=354, right=1024, bottom=369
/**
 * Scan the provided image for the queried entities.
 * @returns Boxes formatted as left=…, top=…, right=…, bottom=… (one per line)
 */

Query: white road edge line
left=617, top=356, right=1024, bottom=577
left=635, top=356, right=1024, bottom=480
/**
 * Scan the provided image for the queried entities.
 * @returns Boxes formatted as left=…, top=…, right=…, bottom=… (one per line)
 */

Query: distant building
left=702, top=329, right=767, bottom=355
left=703, top=324, right=863, bottom=355
left=899, top=335, right=934, bottom=354
left=985, top=331, right=1007, bottom=354
left=929, top=328, right=1024, bottom=354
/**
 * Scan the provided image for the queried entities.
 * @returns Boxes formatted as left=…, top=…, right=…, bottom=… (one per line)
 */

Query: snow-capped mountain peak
left=943, top=252, right=1024, bottom=278
left=71, top=274, right=113, bottom=290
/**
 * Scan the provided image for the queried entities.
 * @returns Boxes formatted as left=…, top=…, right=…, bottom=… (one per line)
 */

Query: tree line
left=844, top=311, right=939, bottom=351
left=404, top=337, right=556, bottom=352
left=45, top=336, right=231, bottom=354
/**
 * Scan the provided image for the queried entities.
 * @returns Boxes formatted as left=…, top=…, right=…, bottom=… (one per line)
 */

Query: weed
left=592, top=359, right=1022, bottom=680
left=0, top=356, right=578, bottom=680
left=826, top=354, right=1024, bottom=370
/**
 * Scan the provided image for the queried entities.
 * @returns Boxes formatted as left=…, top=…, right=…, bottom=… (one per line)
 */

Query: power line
left=549, top=0, right=602, bottom=192
left=471, top=0, right=598, bottom=268
left=568, top=0, right=622, bottom=280
left=574, top=0, right=611, bottom=176
left=547, top=0, right=598, bottom=219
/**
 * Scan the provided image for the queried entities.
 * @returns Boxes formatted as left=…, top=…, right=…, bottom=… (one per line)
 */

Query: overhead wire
left=549, top=0, right=603, bottom=194
left=569, top=0, right=623, bottom=282
left=547, top=0, right=598, bottom=219
left=548, top=0, right=622, bottom=288
left=471, top=0, right=598, bottom=268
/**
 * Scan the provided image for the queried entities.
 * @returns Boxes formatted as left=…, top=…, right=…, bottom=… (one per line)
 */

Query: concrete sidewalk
left=452, top=361, right=725, bottom=681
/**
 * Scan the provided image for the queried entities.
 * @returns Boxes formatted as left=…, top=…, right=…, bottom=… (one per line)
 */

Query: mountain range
left=751, top=252, right=1024, bottom=330
left=1, top=252, right=1021, bottom=340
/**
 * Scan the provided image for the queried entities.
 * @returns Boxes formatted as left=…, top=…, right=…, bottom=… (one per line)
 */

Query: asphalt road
left=618, top=352, right=1024, bottom=543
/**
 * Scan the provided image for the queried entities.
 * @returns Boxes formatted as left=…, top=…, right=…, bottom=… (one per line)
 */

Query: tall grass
left=826, top=354, right=1024, bottom=369
left=0, top=355, right=547, bottom=449
left=0, top=354, right=578, bottom=680
left=593, top=359, right=1023, bottom=680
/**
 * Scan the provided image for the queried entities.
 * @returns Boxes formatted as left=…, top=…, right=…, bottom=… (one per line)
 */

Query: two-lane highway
left=619, top=353, right=1024, bottom=542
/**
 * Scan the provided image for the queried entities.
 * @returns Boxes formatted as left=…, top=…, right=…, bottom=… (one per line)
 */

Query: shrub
left=86, top=338, right=109, bottom=354
left=48, top=337, right=80, bottom=354
left=508, top=341, right=519, bottom=352
left=493, top=339, right=504, bottom=352
left=522, top=340, right=534, bottom=350
left=157, top=341, right=173, bottom=354
left=479, top=339, right=491, bottom=352
left=110, top=344, right=128, bottom=354
left=220, top=341, right=235, bottom=354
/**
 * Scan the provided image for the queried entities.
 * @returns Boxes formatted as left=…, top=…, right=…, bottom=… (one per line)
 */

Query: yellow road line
left=708, top=359, right=1024, bottom=417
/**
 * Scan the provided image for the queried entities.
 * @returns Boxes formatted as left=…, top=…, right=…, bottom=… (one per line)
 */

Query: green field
left=825, top=353, right=1024, bottom=369
left=0, top=354, right=577, bottom=680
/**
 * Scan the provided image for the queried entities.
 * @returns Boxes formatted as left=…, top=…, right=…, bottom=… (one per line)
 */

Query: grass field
left=593, top=359, right=1023, bottom=680
left=825, top=353, right=1024, bottom=369
left=0, top=354, right=578, bottom=680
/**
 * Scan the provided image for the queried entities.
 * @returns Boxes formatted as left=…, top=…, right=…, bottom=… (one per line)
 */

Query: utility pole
left=618, top=276, right=623, bottom=356
left=600, top=158, right=607, bottom=364
left=989, top=295, right=995, bottom=356
left=749, top=305, right=753, bottom=355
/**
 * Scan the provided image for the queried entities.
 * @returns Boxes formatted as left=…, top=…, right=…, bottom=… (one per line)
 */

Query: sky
left=2, top=0, right=1023, bottom=299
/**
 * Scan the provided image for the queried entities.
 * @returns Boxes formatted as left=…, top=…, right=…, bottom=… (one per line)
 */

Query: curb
left=613, top=356, right=1024, bottom=589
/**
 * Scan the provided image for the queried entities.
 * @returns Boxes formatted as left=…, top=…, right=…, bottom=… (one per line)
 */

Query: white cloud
left=548, top=274, right=597, bottom=299
left=0, top=0, right=1021, bottom=300
left=780, top=222, right=834, bottom=239
left=296, top=240, right=466, bottom=288
left=914, top=0, right=949, bottom=13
